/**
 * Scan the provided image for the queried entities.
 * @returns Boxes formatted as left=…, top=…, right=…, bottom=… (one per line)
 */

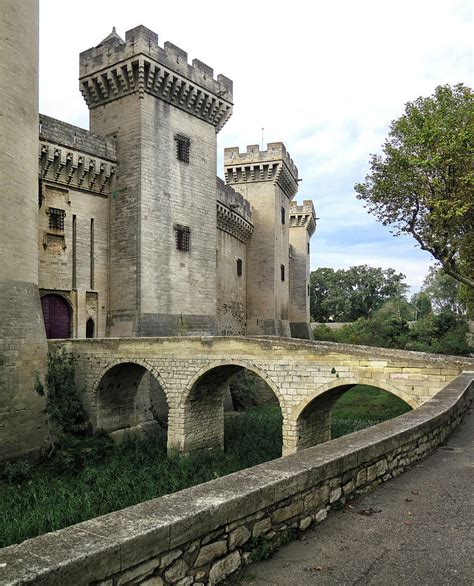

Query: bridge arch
left=176, top=359, right=285, bottom=453
left=92, top=358, right=170, bottom=434
left=291, top=377, right=418, bottom=452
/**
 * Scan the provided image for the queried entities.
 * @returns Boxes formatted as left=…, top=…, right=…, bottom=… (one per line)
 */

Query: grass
left=331, top=384, right=412, bottom=438
left=0, top=385, right=410, bottom=548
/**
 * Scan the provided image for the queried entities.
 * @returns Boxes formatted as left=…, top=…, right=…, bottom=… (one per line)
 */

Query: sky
left=39, top=0, right=473, bottom=294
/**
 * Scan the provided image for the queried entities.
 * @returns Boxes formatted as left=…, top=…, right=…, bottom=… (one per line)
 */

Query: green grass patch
left=0, top=406, right=282, bottom=548
left=331, top=384, right=412, bottom=438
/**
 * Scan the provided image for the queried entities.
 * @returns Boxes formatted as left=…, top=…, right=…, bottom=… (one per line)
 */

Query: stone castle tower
left=79, top=26, right=233, bottom=336
left=0, top=0, right=48, bottom=461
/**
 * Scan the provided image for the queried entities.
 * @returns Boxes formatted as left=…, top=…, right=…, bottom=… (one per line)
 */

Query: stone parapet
left=289, top=199, right=316, bottom=236
left=1, top=372, right=472, bottom=584
left=216, top=178, right=253, bottom=243
left=39, top=115, right=116, bottom=161
left=79, top=25, right=233, bottom=131
left=224, top=143, right=299, bottom=199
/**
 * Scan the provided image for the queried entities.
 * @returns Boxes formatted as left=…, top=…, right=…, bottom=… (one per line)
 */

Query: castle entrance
left=41, top=293, right=71, bottom=339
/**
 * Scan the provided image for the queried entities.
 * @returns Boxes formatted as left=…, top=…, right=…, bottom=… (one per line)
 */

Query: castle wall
left=288, top=201, right=316, bottom=339
left=38, top=183, right=109, bottom=338
left=0, top=0, right=48, bottom=461
left=216, top=231, right=247, bottom=334
left=90, top=95, right=141, bottom=336
left=139, top=95, right=218, bottom=335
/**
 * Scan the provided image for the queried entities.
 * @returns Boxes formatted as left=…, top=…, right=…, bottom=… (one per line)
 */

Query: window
left=174, top=224, right=190, bottom=251
left=281, top=206, right=285, bottom=224
left=281, top=264, right=285, bottom=282
left=308, top=284, right=310, bottom=296
left=307, top=242, right=310, bottom=254
left=236, top=258, right=243, bottom=277
left=49, top=208, right=65, bottom=231
left=175, top=134, right=190, bottom=163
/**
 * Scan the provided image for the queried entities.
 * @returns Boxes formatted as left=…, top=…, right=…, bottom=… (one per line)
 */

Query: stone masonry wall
left=0, top=373, right=471, bottom=585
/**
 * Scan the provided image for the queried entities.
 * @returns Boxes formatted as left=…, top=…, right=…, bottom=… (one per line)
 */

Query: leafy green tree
left=411, top=291, right=433, bottom=320
left=422, top=266, right=466, bottom=316
left=310, top=265, right=408, bottom=322
left=355, top=83, right=474, bottom=289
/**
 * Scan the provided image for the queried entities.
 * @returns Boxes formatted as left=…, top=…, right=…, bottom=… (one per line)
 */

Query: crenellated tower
left=289, top=200, right=316, bottom=338
left=80, top=26, right=233, bottom=336
left=224, top=143, right=299, bottom=336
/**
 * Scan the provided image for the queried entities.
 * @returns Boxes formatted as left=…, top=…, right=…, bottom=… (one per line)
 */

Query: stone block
left=164, top=559, right=188, bottom=583
left=252, top=518, right=272, bottom=538
left=229, top=526, right=251, bottom=550
left=209, top=551, right=241, bottom=585
left=160, top=549, right=182, bottom=569
left=299, top=516, right=312, bottom=530
left=272, top=500, right=304, bottom=524
left=194, top=540, right=227, bottom=567
left=315, top=509, right=327, bottom=523
left=117, top=557, right=160, bottom=585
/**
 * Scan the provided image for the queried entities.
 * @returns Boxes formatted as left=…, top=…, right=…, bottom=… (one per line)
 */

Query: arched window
left=41, top=294, right=71, bottom=339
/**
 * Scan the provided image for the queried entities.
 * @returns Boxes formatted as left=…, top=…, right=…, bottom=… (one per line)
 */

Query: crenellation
left=79, top=26, right=233, bottom=131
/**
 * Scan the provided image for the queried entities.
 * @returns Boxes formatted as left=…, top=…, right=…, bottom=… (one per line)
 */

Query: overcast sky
left=39, top=0, right=473, bottom=293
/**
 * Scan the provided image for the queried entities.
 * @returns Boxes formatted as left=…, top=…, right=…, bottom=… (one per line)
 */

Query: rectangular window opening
left=175, top=224, right=190, bottom=251
left=307, top=242, right=310, bottom=254
left=281, top=206, right=285, bottom=224
left=175, top=134, right=190, bottom=163
left=236, top=258, right=243, bottom=277
left=49, top=207, right=65, bottom=231
left=281, top=264, right=285, bottom=282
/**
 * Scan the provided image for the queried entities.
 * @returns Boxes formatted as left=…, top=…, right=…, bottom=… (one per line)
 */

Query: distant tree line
left=310, top=265, right=473, bottom=356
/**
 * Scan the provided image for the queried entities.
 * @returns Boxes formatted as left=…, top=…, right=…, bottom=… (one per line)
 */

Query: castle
left=0, top=4, right=315, bottom=461
left=38, top=25, right=316, bottom=340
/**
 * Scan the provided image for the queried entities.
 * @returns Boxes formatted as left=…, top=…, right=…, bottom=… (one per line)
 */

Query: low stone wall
left=1, top=372, right=472, bottom=585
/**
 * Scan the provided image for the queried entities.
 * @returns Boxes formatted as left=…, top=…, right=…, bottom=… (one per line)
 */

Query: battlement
left=289, top=199, right=316, bottom=236
left=224, top=142, right=298, bottom=181
left=79, top=25, right=233, bottom=131
left=224, top=142, right=299, bottom=199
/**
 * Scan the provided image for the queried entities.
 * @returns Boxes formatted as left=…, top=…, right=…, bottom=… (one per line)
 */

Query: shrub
left=35, top=347, right=89, bottom=438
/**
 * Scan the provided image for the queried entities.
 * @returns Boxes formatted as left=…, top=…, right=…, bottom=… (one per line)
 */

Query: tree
left=422, top=266, right=466, bottom=316
left=355, top=83, right=474, bottom=288
left=310, top=265, right=408, bottom=322
left=411, top=291, right=432, bottom=320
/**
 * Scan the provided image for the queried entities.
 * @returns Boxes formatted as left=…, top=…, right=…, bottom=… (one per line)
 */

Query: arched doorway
left=86, top=318, right=95, bottom=338
left=41, top=293, right=71, bottom=339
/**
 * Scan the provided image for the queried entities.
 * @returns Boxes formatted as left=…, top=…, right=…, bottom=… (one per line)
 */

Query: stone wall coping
left=0, top=372, right=472, bottom=585
left=50, top=336, right=474, bottom=368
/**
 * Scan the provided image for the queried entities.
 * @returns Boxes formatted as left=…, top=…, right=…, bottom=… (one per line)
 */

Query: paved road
left=236, top=408, right=474, bottom=585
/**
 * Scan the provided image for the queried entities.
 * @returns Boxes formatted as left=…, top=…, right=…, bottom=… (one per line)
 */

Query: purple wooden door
left=41, top=294, right=71, bottom=339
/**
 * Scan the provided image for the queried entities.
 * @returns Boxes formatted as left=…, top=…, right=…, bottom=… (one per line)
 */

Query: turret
left=0, top=0, right=48, bottom=461
left=224, top=143, right=298, bottom=336
left=80, top=26, right=233, bottom=336
left=289, top=200, right=316, bottom=338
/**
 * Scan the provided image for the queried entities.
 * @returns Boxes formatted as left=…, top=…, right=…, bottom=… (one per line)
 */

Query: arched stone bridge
left=53, top=336, right=473, bottom=455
